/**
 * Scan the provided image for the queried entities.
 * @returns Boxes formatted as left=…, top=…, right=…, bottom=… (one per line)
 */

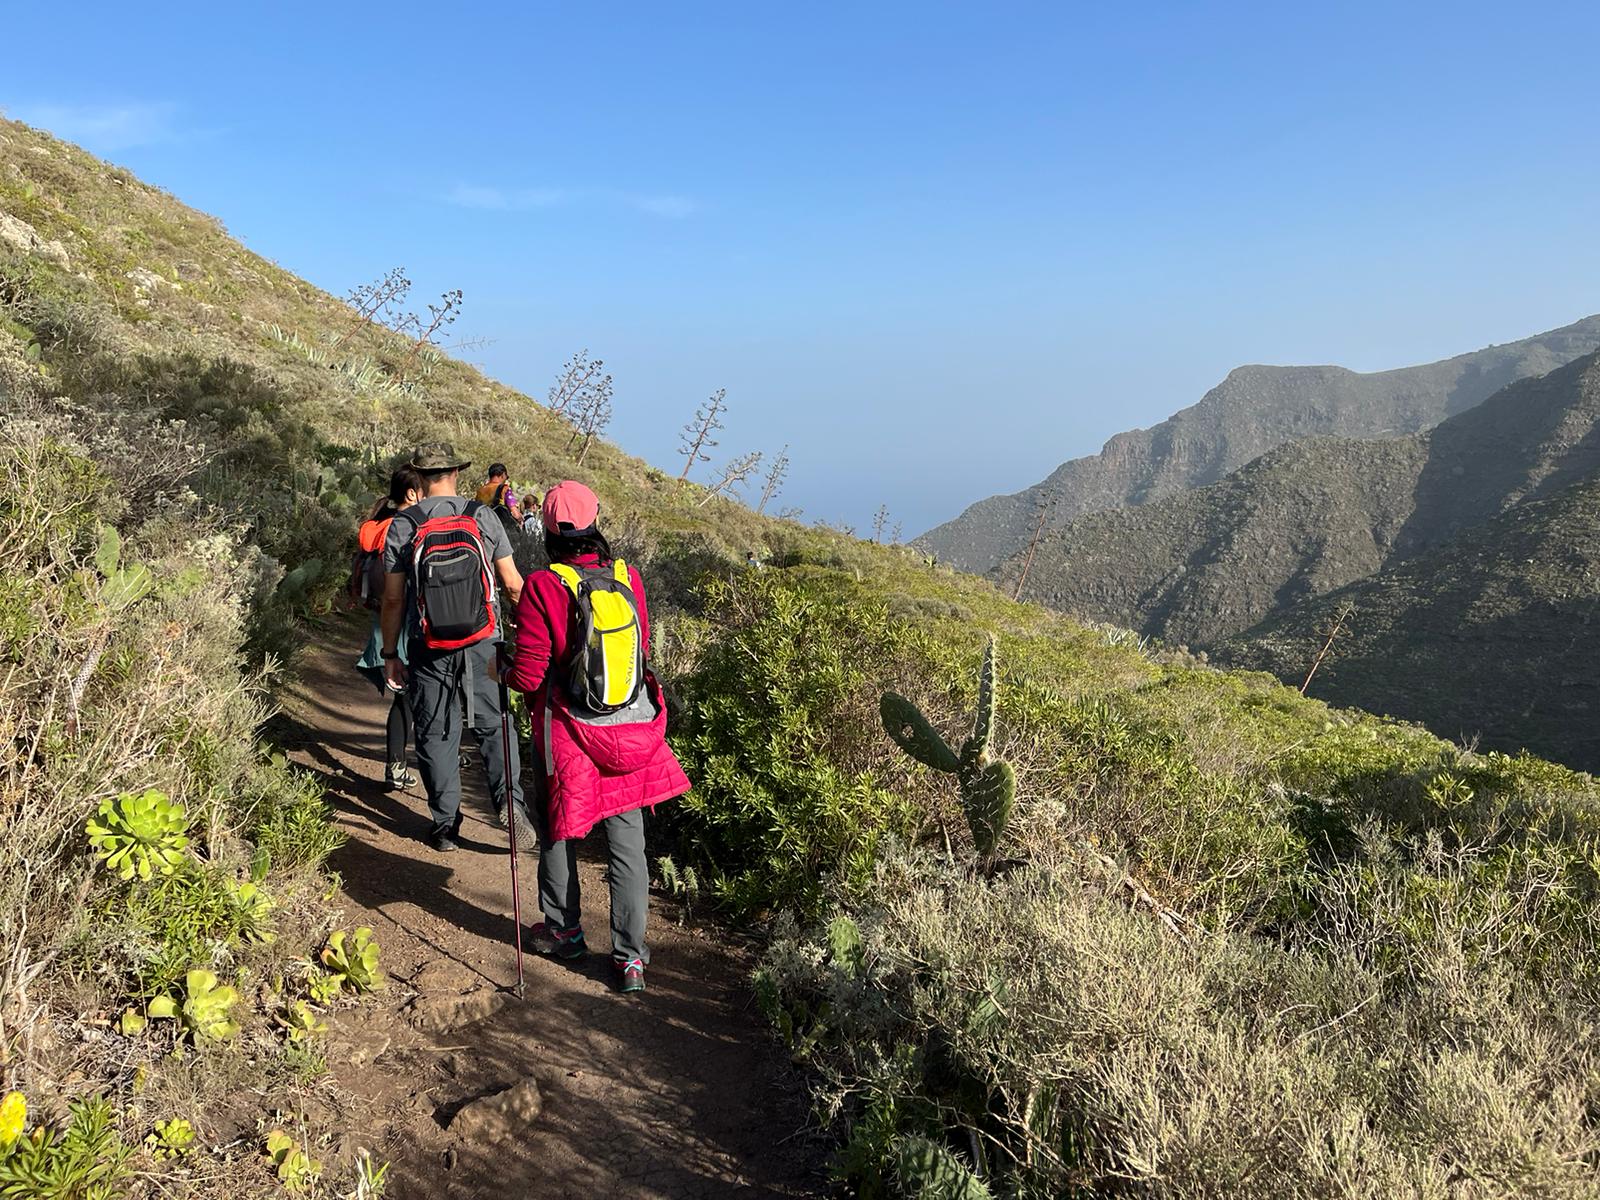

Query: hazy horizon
left=8, top=1, right=1599, bottom=534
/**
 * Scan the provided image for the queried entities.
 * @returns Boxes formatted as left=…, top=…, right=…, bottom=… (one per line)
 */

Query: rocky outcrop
left=0, top=209, right=70, bottom=267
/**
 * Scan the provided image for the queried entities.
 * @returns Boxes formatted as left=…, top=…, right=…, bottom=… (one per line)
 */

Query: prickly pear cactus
left=879, top=635, right=1016, bottom=857
left=896, top=1134, right=993, bottom=1200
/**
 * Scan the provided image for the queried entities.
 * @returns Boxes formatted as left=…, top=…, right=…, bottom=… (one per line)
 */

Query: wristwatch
left=380, top=648, right=400, bottom=660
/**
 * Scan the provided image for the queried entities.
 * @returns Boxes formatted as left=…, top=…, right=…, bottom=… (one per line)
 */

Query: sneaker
left=529, top=922, right=586, bottom=959
left=385, top=761, right=419, bottom=789
left=427, top=832, right=459, bottom=853
left=615, top=958, right=645, bottom=994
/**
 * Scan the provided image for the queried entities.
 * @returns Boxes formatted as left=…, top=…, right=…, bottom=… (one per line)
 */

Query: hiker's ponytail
left=545, top=529, right=613, bottom=564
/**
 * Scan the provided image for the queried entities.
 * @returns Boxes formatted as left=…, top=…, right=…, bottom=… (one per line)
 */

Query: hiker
left=505, top=480, right=690, bottom=994
left=475, top=462, right=517, bottom=513
left=380, top=443, right=528, bottom=851
left=353, top=466, right=423, bottom=789
left=519, top=491, right=542, bottom=536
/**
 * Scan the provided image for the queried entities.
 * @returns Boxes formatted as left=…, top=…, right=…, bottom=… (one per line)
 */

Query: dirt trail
left=274, top=616, right=824, bottom=1199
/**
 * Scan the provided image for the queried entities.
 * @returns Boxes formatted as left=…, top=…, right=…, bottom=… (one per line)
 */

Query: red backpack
left=405, top=502, right=498, bottom=650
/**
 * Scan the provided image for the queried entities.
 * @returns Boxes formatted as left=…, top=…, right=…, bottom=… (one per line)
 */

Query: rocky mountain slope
left=920, top=316, right=1600, bottom=574
left=1219, top=475, right=1600, bottom=770
left=1009, top=351, right=1600, bottom=648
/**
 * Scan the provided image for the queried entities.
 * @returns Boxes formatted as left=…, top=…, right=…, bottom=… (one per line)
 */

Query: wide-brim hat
left=409, top=442, right=472, bottom=472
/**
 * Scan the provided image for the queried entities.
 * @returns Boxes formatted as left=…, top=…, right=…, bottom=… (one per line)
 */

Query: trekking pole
left=497, top=666, right=526, bottom=999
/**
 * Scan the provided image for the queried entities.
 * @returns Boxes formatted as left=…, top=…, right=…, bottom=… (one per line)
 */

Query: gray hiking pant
left=533, top=789, right=649, bottom=965
left=409, top=639, right=523, bottom=840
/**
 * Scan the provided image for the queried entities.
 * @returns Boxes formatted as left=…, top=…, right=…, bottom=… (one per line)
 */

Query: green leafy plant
left=85, top=789, right=191, bottom=881
left=144, top=1117, right=195, bottom=1161
left=265, top=1130, right=321, bottom=1194
left=146, top=967, right=241, bottom=1042
left=320, top=927, right=384, bottom=994
left=0, top=1096, right=130, bottom=1198
left=881, top=634, right=1017, bottom=856
left=92, top=522, right=153, bottom=611
left=228, top=879, right=277, bottom=943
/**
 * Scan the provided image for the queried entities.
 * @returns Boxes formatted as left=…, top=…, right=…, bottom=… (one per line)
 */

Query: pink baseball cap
left=542, top=480, right=600, bottom=534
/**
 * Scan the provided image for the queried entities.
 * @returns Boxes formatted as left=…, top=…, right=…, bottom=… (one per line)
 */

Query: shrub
left=666, top=572, right=945, bottom=917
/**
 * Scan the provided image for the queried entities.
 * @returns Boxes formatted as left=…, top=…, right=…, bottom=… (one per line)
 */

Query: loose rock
left=449, top=1077, right=542, bottom=1138
left=408, top=985, right=505, bottom=1033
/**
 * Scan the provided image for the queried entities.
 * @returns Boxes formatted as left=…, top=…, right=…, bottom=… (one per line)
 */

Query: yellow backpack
left=549, top=558, right=645, bottom=713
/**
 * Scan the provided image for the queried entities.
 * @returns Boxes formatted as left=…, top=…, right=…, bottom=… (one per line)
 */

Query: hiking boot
left=385, top=761, right=418, bottom=790
left=497, top=802, right=536, bottom=851
left=427, top=832, right=459, bottom=853
left=615, top=958, right=645, bottom=994
left=529, top=922, right=587, bottom=960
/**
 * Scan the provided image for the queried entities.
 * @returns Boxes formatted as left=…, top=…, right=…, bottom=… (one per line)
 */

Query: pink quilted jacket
left=506, top=554, right=690, bottom=842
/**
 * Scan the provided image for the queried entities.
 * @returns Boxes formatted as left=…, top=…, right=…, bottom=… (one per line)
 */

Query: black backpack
left=403, top=502, right=499, bottom=651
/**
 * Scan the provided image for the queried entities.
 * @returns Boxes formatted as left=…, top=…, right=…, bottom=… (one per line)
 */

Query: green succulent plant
left=880, top=635, right=1017, bottom=857
left=265, top=1130, right=321, bottom=1193
left=144, top=1117, right=195, bottom=1161
left=305, top=971, right=342, bottom=1006
left=276, top=1000, right=326, bottom=1045
left=320, top=927, right=384, bottom=993
left=146, top=968, right=241, bottom=1042
left=85, top=790, right=190, bottom=881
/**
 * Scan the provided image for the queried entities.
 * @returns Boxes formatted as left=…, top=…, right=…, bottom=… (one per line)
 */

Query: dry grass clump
left=762, top=837, right=1600, bottom=1198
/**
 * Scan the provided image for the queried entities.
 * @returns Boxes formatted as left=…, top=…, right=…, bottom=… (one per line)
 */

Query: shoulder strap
left=550, top=562, right=582, bottom=597
left=611, top=558, right=629, bottom=586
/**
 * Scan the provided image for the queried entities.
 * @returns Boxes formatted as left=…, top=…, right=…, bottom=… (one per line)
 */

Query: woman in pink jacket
left=506, top=480, right=690, bottom=994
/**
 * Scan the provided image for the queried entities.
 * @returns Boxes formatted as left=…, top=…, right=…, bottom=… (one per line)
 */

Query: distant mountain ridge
left=1219, top=473, right=1600, bottom=770
left=919, top=315, right=1600, bottom=574
left=1009, top=350, right=1600, bottom=648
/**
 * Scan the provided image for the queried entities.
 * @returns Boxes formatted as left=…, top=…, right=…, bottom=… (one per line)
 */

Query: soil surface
left=275, top=616, right=825, bottom=1199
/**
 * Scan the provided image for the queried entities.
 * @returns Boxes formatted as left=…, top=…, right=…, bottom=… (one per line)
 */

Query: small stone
left=449, top=1077, right=542, bottom=1138
left=408, top=986, right=506, bottom=1033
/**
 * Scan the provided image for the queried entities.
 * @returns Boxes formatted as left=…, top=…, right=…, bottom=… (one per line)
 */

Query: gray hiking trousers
left=408, top=639, right=523, bottom=840
left=532, top=783, right=649, bottom=965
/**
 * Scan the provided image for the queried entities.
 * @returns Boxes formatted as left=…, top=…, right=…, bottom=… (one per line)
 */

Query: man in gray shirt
left=380, top=443, right=528, bottom=851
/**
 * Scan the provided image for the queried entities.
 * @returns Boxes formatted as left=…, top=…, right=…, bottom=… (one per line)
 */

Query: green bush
left=666, top=572, right=942, bottom=917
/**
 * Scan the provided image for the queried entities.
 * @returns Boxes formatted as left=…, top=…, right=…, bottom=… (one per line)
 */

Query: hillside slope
left=920, top=316, right=1600, bottom=574
left=1219, top=476, right=1600, bottom=769
left=1010, top=351, right=1600, bottom=648
left=13, top=115, right=1600, bottom=1199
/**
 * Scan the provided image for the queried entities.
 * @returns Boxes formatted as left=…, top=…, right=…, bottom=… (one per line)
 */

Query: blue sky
left=6, top=2, right=1599, bottom=534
